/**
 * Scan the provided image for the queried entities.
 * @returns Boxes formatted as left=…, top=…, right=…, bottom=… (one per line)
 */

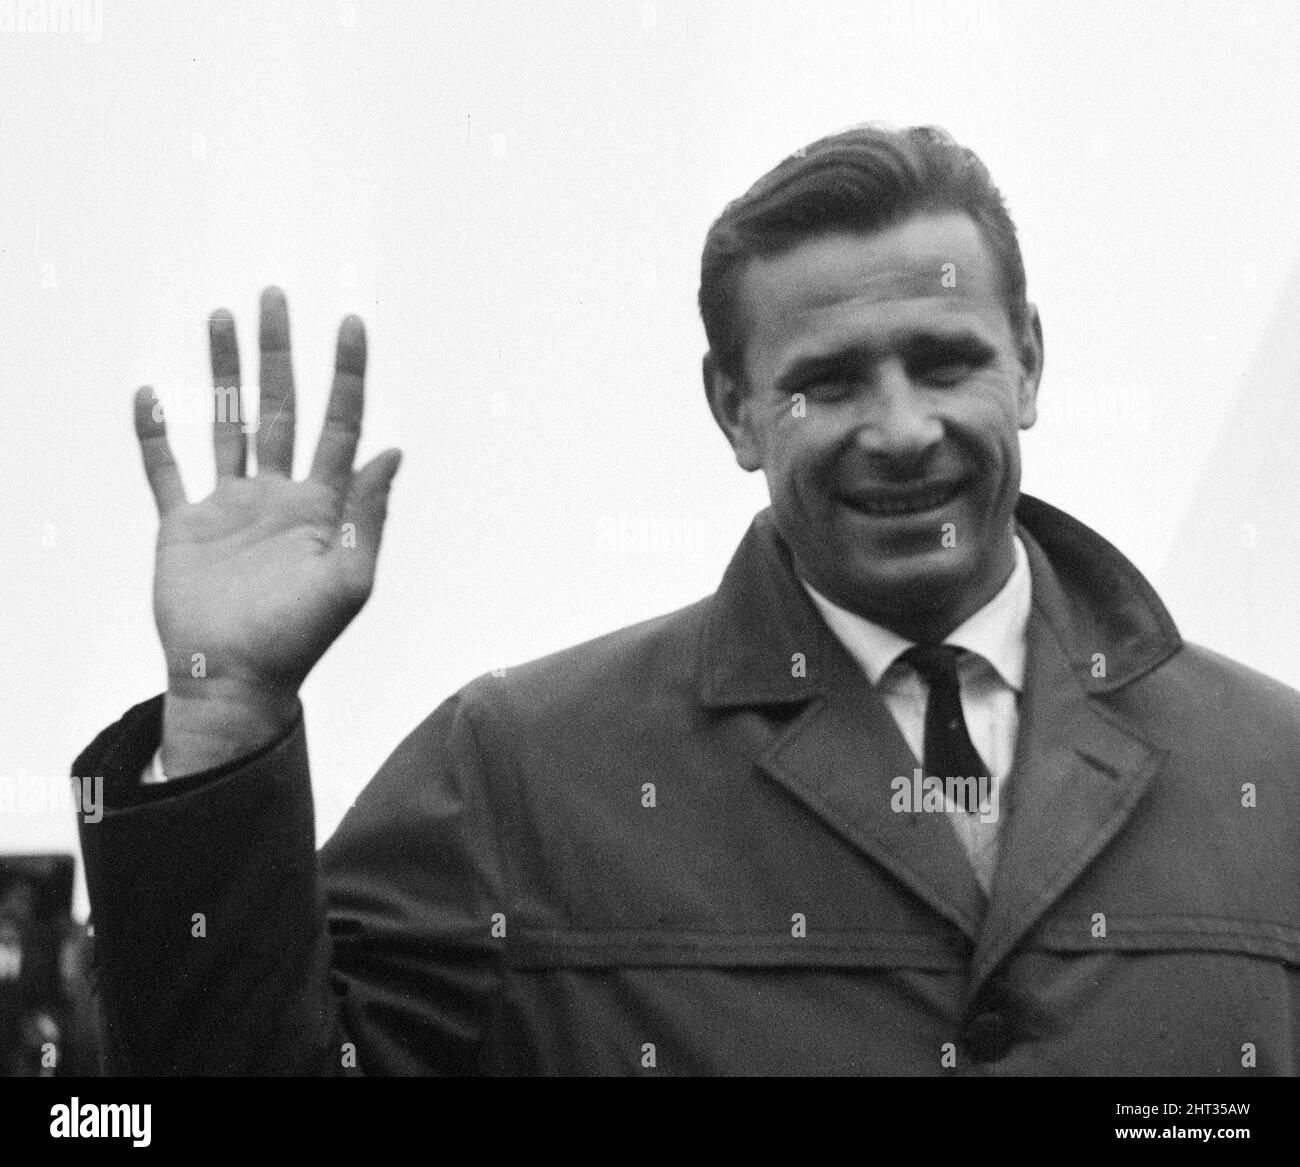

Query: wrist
left=161, top=682, right=300, bottom=777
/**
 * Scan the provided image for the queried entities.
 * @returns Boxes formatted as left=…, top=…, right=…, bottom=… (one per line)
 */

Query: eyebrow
left=773, top=328, right=997, bottom=395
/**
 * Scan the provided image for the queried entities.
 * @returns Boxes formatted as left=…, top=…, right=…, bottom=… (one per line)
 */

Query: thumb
left=341, top=448, right=402, bottom=565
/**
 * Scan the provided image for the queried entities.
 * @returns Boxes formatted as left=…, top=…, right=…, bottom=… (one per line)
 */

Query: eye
left=803, top=376, right=856, bottom=401
left=917, top=361, right=974, bottom=386
left=912, top=347, right=990, bottom=386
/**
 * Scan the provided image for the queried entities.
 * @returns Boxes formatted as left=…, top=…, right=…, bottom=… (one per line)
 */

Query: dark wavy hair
left=698, top=124, right=1028, bottom=382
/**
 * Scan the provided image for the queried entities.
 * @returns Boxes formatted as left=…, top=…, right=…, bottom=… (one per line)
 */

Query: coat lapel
left=698, top=503, right=1179, bottom=967
left=756, top=647, right=989, bottom=943
left=699, top=511, right=987, bottom=942
left=970, top=533, right=1170, bottom=989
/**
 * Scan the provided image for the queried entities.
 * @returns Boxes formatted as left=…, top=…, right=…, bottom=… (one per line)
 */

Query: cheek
left=762, top=405, right=843, bottom=475
left=950, top=388, right=1023, bottom=461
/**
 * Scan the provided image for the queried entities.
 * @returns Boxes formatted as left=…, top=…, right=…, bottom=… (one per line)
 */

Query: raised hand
left=135, top=288, right=402, bottom=776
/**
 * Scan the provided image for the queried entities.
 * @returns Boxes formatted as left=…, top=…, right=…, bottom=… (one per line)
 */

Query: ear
left=1016, top=303, right=1044, bottom=430
left=703, top=351, right=763, bottom=472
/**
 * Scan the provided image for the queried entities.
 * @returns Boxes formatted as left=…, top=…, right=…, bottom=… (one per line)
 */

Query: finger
left=336, top=448, right=402, bottom=592
left=257, top=286, right=296, bottom=477
left=133, top=386, right=187, bottom=516
left=209, top=308, right=247, bottom=478
left=309, top=315, right=366, bottom=494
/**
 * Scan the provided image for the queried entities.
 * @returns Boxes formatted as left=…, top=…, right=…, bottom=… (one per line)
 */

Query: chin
left=836, top=553, right=979, bottom=618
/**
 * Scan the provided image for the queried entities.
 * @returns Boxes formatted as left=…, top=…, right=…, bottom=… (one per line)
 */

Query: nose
left=851, top=360, right=943, bottom=464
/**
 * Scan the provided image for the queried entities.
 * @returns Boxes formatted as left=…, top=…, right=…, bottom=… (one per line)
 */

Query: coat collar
left=696, top=495, right=1179, bottom=956
left=697, top=493, right=1183, bottom=709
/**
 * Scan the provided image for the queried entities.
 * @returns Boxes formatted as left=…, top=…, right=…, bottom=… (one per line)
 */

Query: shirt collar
left=800, top=535, right=1032, bottom=692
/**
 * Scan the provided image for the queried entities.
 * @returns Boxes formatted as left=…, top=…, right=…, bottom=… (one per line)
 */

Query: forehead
left=737, top=212, right=1012, bottom=370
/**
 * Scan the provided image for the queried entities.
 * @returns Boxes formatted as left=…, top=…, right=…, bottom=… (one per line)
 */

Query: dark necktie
left=900, top=643, right=989, bottom=813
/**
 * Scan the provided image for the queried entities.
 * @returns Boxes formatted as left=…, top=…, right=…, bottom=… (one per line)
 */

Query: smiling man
left=706, top=211, right=1037, bottom=639
left=75, top=124, right=1300, bottom=1076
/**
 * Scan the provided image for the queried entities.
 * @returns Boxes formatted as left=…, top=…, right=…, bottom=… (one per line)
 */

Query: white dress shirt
left=800, top=536, right=1032, bottom=893
left=142, top=747, right=169, bottom=785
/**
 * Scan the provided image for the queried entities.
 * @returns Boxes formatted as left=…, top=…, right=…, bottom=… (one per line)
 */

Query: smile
left=839, top=481, right=965, bottom=517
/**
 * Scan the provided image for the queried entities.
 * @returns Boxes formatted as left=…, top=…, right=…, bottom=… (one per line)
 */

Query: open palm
left=136, top=289, right=401, bottom=711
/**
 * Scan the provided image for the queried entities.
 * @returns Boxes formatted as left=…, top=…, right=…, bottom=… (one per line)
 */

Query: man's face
left=708, top=211, right=1042, bottom=635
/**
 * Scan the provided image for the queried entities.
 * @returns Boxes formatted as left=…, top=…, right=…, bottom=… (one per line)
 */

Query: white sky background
left=3, top=0, right=1299, bottom=918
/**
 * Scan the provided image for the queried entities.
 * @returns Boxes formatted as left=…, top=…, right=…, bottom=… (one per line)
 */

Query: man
left=75, top=125, right=1300, bottom=1076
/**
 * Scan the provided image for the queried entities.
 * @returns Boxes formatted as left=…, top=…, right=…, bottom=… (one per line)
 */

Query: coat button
left=962, top=1011, right=1013, bottom=1063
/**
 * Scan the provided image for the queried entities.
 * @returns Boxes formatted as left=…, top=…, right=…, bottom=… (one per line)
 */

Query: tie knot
left=900, top=643, right=964, bottom=686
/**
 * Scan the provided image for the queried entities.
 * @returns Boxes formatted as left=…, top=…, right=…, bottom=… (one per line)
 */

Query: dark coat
left=75, top=495, right=1300, bottom=1075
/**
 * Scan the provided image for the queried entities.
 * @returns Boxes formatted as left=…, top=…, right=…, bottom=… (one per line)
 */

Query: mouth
left=837, top=479, right=966, bottom=517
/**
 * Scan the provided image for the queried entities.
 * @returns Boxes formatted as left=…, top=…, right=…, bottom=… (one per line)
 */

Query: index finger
left=308, top=315, right=366, bottom=493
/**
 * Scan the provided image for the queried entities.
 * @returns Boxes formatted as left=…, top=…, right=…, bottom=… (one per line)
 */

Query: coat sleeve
left=73, top=689, right=507, bottom=1076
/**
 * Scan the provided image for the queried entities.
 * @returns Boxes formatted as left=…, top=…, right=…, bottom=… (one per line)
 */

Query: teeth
left=849, top=484, right=958, bottom=516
